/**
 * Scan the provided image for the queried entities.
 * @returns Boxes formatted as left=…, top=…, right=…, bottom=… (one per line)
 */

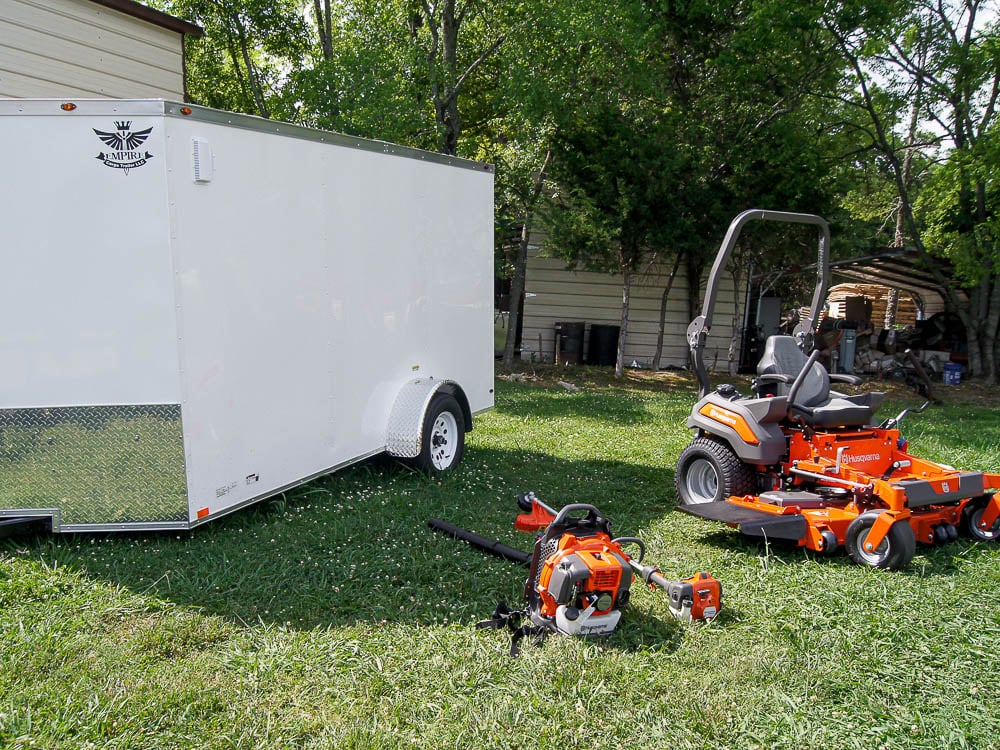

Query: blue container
left=943, top=362, right=962, bottom=385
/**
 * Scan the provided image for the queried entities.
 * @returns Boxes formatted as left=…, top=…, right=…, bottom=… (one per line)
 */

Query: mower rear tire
left=845, top=511, right=916, bottom=570
left=961, top=496, right=1000, bottom=543
left=675, top=437, right=756, bottom=506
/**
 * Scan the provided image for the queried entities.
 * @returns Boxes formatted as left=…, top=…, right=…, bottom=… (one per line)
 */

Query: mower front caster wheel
left=845, top=511, right=916, bottom=570
left=819, top=529, right=839, bottom=555
left=961, top=496, right=1000, bottom=543
left=675, top=437, right=756, bottom=506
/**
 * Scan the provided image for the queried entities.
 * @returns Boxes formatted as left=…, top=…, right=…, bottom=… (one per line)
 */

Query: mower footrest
left=894, top=472, right=984, bottom=507
left=678, top=501, right=807, bottom=542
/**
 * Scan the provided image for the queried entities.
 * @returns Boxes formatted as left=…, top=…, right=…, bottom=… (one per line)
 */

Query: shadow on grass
left=5, top=446, right=684, bottom=651
left=686, top=523, right=985, bottom=576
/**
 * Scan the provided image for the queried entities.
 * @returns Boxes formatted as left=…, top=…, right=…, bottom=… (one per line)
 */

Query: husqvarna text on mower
left=675, top=210, right=1000, bottom=570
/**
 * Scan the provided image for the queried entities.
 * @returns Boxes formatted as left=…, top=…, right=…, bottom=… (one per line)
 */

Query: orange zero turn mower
left=674, top=210, right=1000, bottom=570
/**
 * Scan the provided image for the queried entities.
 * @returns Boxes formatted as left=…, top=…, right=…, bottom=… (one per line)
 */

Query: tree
left=540, top=0, right=852, bottom=375
left=825, top=0, right=1000, bottom=381
left=161, top=0, right=310, bottom=119
left=485, top=0, right=628, bottom=366
left=544, top=108, right=685, bottom=377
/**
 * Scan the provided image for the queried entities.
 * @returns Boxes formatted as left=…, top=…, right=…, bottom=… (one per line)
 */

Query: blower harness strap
left=475, top=601, right=547, bottom=657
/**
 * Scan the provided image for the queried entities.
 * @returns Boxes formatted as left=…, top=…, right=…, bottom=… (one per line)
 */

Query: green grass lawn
left=2, top=369, right=999, bottom=749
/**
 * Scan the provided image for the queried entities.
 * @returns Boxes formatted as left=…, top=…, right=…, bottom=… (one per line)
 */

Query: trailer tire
left=845, top=511, right=915, bottom=570
left=675, top=436, right=756, bottom=506
left=411, top=393, right=465, bottom=474
left=961, top=496, right=1000, bottom=542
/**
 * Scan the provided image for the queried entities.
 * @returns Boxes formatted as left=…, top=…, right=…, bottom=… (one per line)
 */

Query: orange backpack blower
left=429, top=492, right=721, bottom=654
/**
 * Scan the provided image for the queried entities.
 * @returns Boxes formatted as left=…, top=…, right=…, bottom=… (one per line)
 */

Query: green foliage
left=157, top=0, right=311, bottom=118
left=545, top=107, right=682, bottom=273
left=918, top=129, right=1000, bottom=284
left=827, top=0, right=1000, bottom=379
left=289, top=1, right=434, bottom=147
left=541, top=0, right=851, bottom=293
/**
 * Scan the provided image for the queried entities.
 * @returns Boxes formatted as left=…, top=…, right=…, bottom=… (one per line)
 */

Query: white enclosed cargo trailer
left=0, top=99, right=494, bottom=532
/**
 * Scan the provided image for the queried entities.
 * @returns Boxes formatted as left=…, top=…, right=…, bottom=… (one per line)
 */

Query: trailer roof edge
left=0, top=99, right=495, bottom=174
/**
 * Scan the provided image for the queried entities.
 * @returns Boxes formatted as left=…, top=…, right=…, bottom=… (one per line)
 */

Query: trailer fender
left=385, top=379, right=472, bottom=458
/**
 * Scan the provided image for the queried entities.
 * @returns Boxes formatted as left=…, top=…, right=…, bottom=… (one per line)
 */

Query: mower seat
left=756, top=336, right=883, bottom=428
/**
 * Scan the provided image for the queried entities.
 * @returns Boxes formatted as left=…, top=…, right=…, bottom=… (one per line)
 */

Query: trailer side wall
left=164, top=112, right=494, bottom=522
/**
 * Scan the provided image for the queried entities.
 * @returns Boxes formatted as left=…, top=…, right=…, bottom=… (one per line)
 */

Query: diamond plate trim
left=0, top=405, right=187, bottom=527
left=385, top=379, right=452, bottom=458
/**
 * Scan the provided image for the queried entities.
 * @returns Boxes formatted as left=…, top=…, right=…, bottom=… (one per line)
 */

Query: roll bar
left=687, top=210, right=831, bottom=398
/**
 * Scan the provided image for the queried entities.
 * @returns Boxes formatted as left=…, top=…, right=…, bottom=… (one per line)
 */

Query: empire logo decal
left=93, top=121, right=153, bottom=174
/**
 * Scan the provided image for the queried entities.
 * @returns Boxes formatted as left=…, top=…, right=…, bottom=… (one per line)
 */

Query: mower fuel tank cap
left=716, top=383, right=741, bottom=400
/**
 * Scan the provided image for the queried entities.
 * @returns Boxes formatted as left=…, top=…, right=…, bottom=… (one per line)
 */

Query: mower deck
left=677, top=501, right=807, bottom=541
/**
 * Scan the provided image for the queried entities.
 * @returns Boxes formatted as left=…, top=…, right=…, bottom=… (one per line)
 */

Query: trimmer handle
left=628, top=560, right=671, bottom=591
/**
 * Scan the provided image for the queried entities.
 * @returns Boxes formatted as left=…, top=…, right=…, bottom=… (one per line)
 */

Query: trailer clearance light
left=61, top=102, right=77, bottom=111
left=180, top=107, right=193, bottom=115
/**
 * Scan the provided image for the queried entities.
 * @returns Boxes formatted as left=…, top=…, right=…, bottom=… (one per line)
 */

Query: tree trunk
left=884, top=288, right=899, bottom=328
left=616, top=262, right=632, bottom=378
left=685, top=250, right=704, bottom=323
left=439, top=0, right=461, bottom=156
left=502, top=150, right=553, bottom=366
left=728, top=266, right=742, bottom=375
left=313, top=0, right=333, bottom=60
left=503, top=224, right=529, bottom=366
left=233, top=17, right=269, bottom=118
left=652, top=254, right=682, bottom=371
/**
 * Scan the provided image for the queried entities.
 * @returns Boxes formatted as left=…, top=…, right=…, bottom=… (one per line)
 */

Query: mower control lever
left=879, top=400, right=931, bottom=430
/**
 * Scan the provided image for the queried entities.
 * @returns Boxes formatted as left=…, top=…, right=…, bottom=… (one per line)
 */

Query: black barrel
left=554, top=321, right=585, bottom=364
left=586, top=324, right=620, bottom=366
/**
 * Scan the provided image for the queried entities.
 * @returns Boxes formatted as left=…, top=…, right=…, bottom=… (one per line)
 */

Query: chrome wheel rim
left=684, top=458, right=719, bottom=504
left=429, top=411, right=458, bottom=470
left=971, top=508, right=1000, bottom=542
left=855, top=526, right=889, bottom=565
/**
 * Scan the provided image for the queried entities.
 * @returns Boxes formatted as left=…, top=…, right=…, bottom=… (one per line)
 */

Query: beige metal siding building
left=521, top=241, right=743, bottom=371
left=0, top=0, right=201, bottom=100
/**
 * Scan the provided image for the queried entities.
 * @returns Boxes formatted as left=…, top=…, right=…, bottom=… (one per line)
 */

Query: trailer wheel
left=961, top=496, right=1000, bottom=543
left=412, top=393, right=465, bottom=474
left=675, top=437, right=756, bottom=506
left=845, top=511, right=915, bottom=570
